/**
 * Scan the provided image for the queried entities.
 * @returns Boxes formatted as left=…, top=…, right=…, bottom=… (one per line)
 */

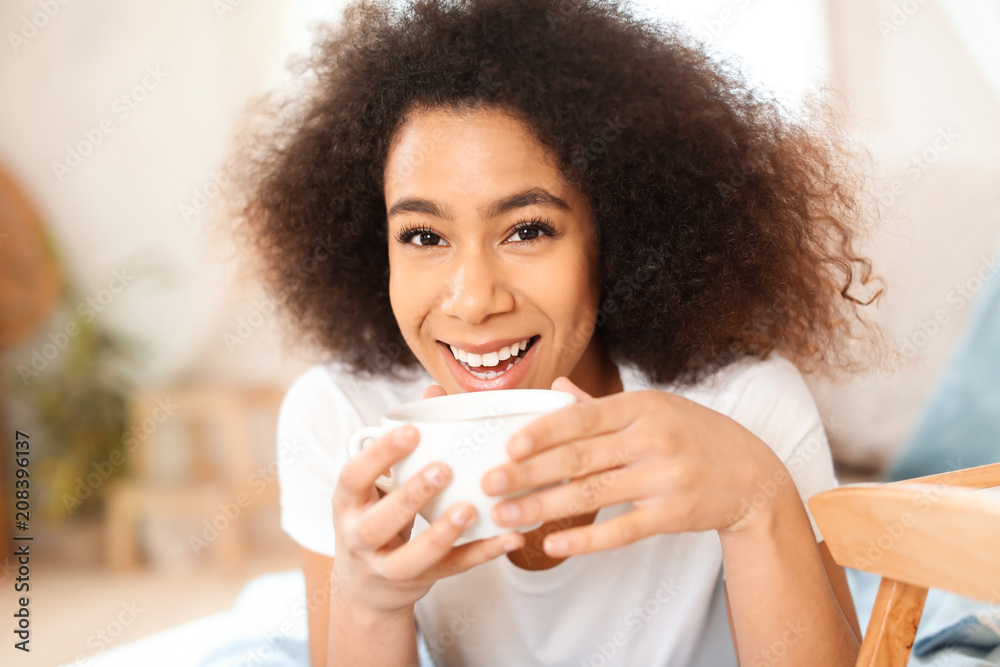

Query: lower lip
left=439, top=337, right=539, bottom=391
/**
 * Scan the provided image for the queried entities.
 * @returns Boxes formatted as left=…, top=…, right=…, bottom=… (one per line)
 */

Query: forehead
left=383, top=107, right=569, bottom=200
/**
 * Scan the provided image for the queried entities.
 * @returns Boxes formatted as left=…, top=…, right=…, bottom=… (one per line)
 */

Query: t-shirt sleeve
left=719, top=355, right=839, bottom=542
left=277, top=365, right=359, bottom=558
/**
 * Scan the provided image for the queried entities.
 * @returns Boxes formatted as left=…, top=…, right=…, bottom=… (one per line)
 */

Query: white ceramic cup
left=347, top=389, right=577, bottom=545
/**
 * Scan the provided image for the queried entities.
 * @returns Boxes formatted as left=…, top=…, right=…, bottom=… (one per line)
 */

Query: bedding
left=70, top=567, right=1000, bottom=666
left=66, top=569, right=437, bottom=667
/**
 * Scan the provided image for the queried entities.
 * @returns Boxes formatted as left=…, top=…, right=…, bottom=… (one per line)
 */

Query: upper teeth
left=449, top=338, right=530, bottom=368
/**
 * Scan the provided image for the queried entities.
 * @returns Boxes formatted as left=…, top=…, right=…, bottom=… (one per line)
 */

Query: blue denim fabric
left=848, top=569, right=1000, bottom=666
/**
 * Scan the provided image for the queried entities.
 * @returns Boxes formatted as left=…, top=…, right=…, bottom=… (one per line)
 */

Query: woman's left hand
left=480, top=376, right=789, bottom=557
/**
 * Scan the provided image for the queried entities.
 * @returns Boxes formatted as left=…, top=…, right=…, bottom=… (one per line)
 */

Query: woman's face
left=384, top=106, right=614, bottom=395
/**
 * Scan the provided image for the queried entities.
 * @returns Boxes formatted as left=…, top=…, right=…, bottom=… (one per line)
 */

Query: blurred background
left=0, top=0, right=997, bottom=664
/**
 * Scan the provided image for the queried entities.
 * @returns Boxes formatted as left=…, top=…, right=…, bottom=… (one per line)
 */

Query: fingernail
left=496, top=503, right=520, bottom=522
left=424, top=466, right=445, bottom=486
left=484, top=470, right=508, bottom=494
left=545, top=536, right=568, bottom=555
left=450, top=505, right=474, bottom=526
left=502, top=538, right=521, bottom=553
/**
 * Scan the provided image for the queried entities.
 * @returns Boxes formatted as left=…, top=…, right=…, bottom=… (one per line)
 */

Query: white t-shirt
left=277, top=353, right=838, bottom=667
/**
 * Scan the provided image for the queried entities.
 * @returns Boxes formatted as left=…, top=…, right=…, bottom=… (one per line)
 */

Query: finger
left=374, top=502, right=482, bottom=580
left=550, top=376, right=594, bottom=402
left=483, top=435, right=637, bottom=496
left=505, top=391, right=642, bottom=461
left=421, top=384, right=447, bottom=400
left=540, top=508, right=662, bottom=557
left=492, top=463, right=652, bottom=528
left=432, top=531, right=527, bottom=579
left=353, top=462, right=453, bottom=549
left=334, top=426, right=418, bottom=512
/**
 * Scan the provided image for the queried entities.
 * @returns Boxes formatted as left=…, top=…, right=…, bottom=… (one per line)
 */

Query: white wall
left=0, top=0, right=344, bottom=388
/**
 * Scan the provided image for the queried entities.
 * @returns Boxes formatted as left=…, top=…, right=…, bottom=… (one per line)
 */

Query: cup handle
left=347, top=426, right=398, bottom=492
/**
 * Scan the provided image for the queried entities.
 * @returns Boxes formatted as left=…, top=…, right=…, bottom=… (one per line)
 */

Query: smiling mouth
left=443, top=335, right=540, bottom=381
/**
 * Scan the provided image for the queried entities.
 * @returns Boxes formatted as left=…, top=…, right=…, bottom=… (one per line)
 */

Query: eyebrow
left=386, top=187, right=571, bottom=221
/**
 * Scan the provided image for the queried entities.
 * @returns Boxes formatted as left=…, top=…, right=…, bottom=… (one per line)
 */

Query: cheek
left=387, top=265, right=402, bottom=311
left=388, top=257, right=439, bottom=341
left=387, top=256, right=417, bottom=320
left=533, top=252, right=599, bottom=327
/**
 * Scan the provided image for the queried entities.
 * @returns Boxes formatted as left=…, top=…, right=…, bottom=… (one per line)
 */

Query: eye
left=505, top=217, right=559, bottom=245
left=395, top=225, right=447, bottom=247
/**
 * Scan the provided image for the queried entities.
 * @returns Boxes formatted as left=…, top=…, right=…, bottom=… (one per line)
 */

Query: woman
left=235, top=0, right=885, bottom=664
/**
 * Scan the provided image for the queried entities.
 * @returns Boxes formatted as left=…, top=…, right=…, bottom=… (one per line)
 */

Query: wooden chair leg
left=857, top=578, right=929, bottom=667
left=105, top=491, right=139, bottom=570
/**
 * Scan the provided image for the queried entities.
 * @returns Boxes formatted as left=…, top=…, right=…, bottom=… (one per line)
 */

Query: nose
left=439, top=251, right=514, bottom=324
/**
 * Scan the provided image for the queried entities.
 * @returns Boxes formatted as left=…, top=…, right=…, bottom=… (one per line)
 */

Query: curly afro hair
left=233, top=0, right=887, bottom=388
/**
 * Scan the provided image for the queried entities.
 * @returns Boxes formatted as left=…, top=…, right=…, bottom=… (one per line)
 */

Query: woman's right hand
left=330, top=420, right=526, bottom=617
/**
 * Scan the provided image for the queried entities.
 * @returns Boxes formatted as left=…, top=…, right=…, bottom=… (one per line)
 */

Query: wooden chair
left=103, top=385, right=284, bottom=571
left=809, top=462, right=1000, bottom=666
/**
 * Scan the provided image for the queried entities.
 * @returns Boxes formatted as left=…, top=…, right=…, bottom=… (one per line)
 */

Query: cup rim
left=385, top=388, right=577, bottom=423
